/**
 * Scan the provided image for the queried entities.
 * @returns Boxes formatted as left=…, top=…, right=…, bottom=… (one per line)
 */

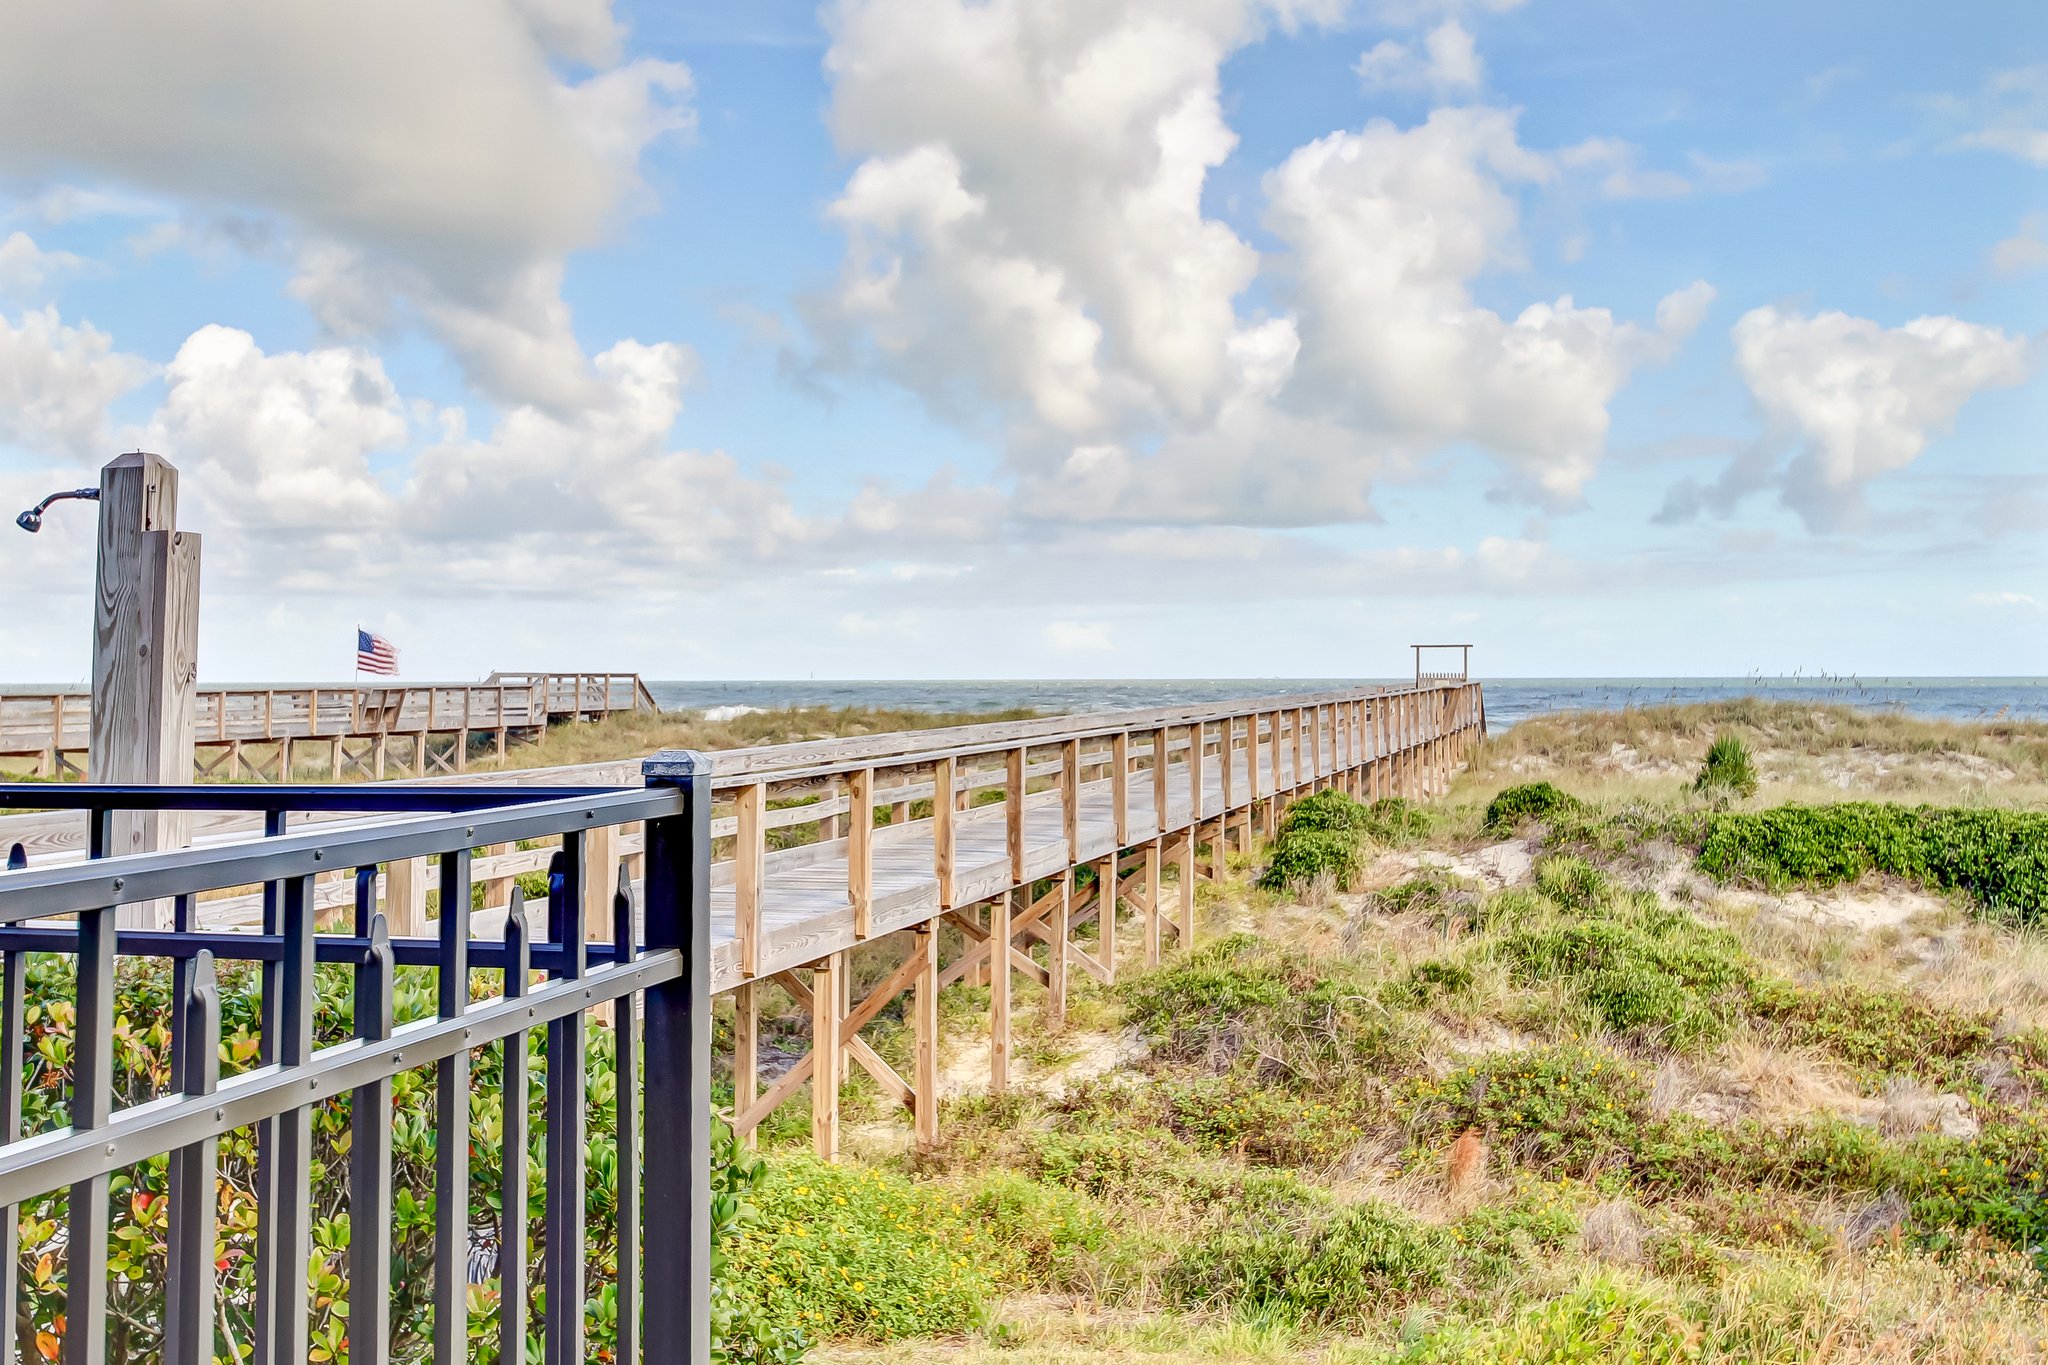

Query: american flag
left=356, top=628, right=399, bottom=676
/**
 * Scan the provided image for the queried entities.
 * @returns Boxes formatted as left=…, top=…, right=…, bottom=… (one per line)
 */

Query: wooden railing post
left=1175, top=829, right=1195, bottom=947
left=1006, top=747, right=1026, bottom=884
left=1404, top=693, right=1418, bottom=797
left=1060, top=739, right=1081, bottom=859
left=1266, top=711, right=1282, bottom=833
left=848, top=768, right=875, bottom=938
left=934, top=757, right=958, bottom=908
left=1111, top=731, right=1130, bottom=849
left=1348, top=701, right=1359, bottom=792
left=733, top=980, right=758, bottom=1150
left=1151, top=727, right=1169, bottom=836
left=735, top=783, right=765, bottom=978
left=1310, top=705, right=1323, bottom=789
left=385, top=857, right=429, bottom=937
left=1330, top=702, right=1341, bottom=794
left=1219, top=715, right=1234, bottom=821
left=1187, top=723, right=1204, bottom=826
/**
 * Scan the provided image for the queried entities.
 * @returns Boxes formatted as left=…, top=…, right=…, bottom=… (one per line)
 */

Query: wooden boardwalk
left=0, top=678, right=1486, bottom=1156
left=684, top=682, right=1486, bottom=1152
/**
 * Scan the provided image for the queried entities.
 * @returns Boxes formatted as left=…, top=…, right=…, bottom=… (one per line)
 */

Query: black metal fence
left=0, top=752, right=713, bottom=1364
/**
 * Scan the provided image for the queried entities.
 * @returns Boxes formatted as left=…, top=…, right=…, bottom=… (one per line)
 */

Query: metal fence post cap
left=642, top=749, right=714, bottom=782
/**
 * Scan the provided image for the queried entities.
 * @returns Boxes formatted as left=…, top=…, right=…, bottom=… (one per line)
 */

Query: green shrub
left=1391, top=1276, right=1689, bottom=1364
left=1277, top=788, right=1372, bottom=838
left=1119, top=934, right=1291, bottom=1056
left=1276, top=791, right=1432, bottom=846
left=1166, top=1199, right=1452, bottom=1328
left=961, top=1172, right=1112, bottom=1292
left=1485, top=782, right=1584, bottom=832
left=1387, top=957, right=1477, bottom=1009
left=1750, top=981, right=1995, bottom=1087
left=1542, top=800, right=1694, bottom=861
left=1630, top=1114, right=1905, bottom=1195
left=1449, top=1186, right=1582, bottom=1288
left=1902, top=1116, right=2048, bottom=1271
left=8, top=954, right=797, bottom=1364
left=1532, top=854, right=1613, bottom=914
left=1261, top=793, right=1433, bottom=892
left=1119, top=938, right=1426, bottom=1084
left=724, top=1155, right=998, bottom=1343
left=711, top=1126, right=811, bottom=1364
left=1696, top=804, right=2048, bottom=921
left=1496, top=901, right=1755, bottom=1049
left=1693, top=734, right=1759, bottom=799
left=1405, top=1046, right=1647, bottom=1176
left=1358, top=797, right=1434, bottom=845
left=1159, top=1073, right=1377, bottom=1167
left=1369, top=872, right=1469, bottom=919
left=1022, top=1123, right=1193, bottom=1198
left=1257, top=828, right=1363, bottom=890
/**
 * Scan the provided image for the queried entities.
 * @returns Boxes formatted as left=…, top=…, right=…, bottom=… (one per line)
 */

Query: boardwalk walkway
left=0, top=680, right=1486, bottom=1154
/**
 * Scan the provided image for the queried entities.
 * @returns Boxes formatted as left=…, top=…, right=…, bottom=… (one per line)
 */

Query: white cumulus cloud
left=0, top=2, right=692, bottom=414
left=1665, top=306, right=2030, bottom=530
left=0, top=232, right=90, bottom=299
left=1992, top=213, right=2048, bottom=276
left=1355, top=20, right=1485, bottom=95
left=146, top=326, right=407, bottom=543
left=0, top=306, right=153, bottom=460
left=1266, top=108, right=1714, bottom=503
left=815, top=0, right=1707, bottom=527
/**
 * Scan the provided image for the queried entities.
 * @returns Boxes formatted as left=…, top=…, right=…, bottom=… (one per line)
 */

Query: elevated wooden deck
left=0, top=671, right=655, bottom=779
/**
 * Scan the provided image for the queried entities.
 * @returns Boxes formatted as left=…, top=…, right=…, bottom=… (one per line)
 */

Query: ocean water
left=646, top=677, right=2048, bottom=730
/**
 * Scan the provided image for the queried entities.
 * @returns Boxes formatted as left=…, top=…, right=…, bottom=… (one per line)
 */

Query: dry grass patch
left=1462, top=699, right=2048, bottom=810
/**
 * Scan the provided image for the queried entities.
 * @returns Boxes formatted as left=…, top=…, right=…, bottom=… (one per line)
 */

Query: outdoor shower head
left=14, top=487, right=100, bottom=534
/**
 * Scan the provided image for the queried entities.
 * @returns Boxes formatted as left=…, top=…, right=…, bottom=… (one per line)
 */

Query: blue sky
left=0, top=0, right=2041, bottom=682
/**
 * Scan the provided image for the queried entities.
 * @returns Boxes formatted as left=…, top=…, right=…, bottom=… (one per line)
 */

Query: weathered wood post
left=90, top=452, right=200, bottom=928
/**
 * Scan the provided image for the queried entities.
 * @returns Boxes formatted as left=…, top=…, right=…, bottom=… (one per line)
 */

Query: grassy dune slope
left=724, top=703, right=2048, bottom=1364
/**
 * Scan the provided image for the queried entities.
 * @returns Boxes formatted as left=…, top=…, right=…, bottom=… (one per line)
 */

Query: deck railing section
left=0, top=764, right=713, bottom=1365
left=0, top=673, right=658, bottom=781
left=485, top=672, right=656, bottom=719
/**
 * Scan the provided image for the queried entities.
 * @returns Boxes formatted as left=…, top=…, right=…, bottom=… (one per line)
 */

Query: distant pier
left=0, top=670, right=658, bottom=780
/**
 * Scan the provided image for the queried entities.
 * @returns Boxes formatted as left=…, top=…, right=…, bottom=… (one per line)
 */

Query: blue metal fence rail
left=0, top=752, right=713, bottom=1364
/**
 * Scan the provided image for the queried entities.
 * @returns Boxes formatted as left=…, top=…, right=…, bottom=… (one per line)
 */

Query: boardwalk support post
left=913, top=923, right=940, bottom=1150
